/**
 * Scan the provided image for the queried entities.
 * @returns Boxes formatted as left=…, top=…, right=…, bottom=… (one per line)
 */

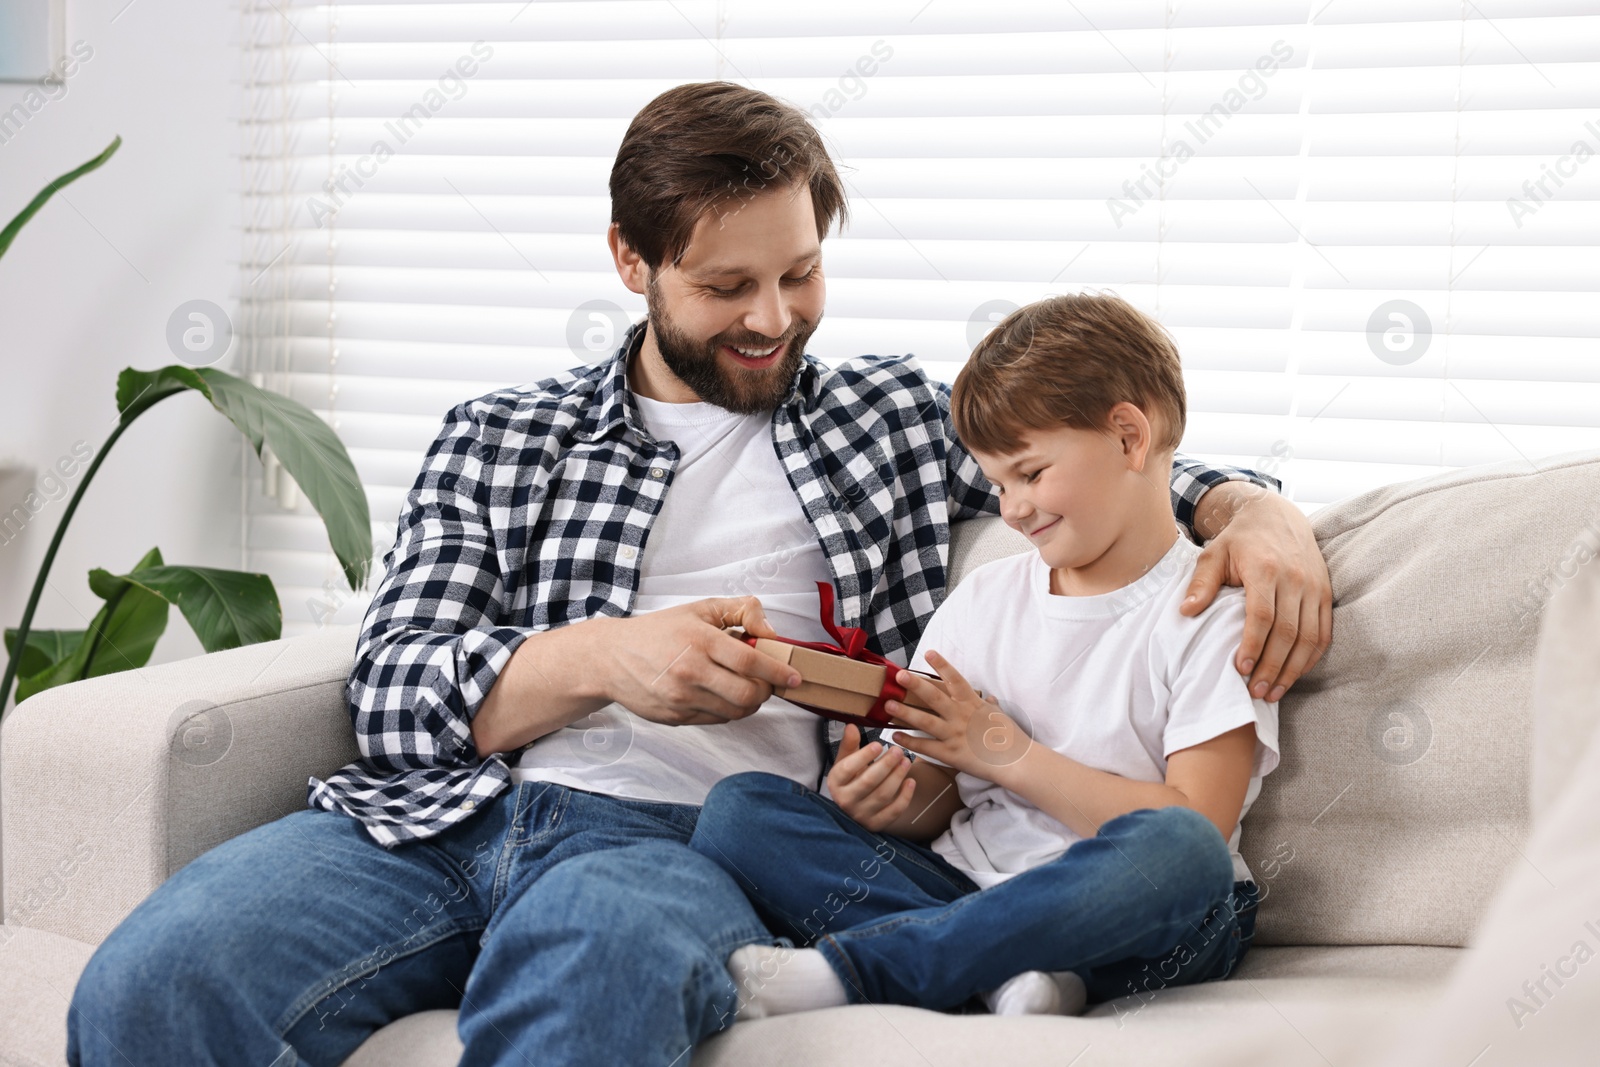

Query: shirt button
left=620, top=546, right=637, bottom=561
left=650, top=467, right=666, bottom=478
left=462, top=800, right=476, bottom=811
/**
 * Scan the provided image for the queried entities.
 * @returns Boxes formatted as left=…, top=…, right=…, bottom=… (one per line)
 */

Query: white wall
left=0, top=0, right=242, bottom=903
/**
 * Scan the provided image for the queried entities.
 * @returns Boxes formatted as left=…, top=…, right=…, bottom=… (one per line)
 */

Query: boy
left=688, top=292, right=1281, bottom=1018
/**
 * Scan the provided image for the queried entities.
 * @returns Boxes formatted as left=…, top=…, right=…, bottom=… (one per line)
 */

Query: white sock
left=727, top=945, right=848, bottom=1020
left=982, top=970, right=1088, bottom=1016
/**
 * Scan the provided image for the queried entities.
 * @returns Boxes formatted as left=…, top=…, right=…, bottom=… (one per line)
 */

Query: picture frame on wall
left=0, top=0, right=66, bottom=83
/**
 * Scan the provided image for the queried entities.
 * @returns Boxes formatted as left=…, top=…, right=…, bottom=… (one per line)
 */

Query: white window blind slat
left=240, top=0, right=1600, bottom=635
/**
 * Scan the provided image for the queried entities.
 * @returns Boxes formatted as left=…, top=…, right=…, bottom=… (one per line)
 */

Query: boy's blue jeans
left=689, top=771, right=1259, bottom=1011
left=66, top=781, right=777, bottom=1067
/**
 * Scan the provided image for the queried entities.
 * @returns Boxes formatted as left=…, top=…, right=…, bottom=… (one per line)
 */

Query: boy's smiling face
left=973, top=423, right=1132, bottom=575
left=970, top=401, right=1177, bottom=594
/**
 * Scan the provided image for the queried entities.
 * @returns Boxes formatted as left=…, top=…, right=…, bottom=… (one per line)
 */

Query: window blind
left=238, top=0, right=1600, bottom=634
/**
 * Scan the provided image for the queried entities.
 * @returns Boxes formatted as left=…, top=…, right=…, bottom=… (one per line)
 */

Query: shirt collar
left=577, top=320, right=649, bottom=444
left=578, top=318, right=825, bottom=444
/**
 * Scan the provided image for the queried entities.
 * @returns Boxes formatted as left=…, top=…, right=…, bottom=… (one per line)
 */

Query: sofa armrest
left=1, top=625, right=361, bottom=947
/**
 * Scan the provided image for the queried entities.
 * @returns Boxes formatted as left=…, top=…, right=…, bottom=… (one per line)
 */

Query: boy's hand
left=827, top=724, right=917, bottom=832
left=886, top=650, right=1030, bottom=780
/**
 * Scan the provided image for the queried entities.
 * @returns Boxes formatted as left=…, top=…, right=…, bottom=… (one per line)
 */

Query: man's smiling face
left=611, top=182, right=827, bottom=414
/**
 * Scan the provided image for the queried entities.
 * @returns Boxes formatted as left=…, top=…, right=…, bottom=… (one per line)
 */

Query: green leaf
left=13, top=546, right=169, bottom=703
left=107, top=564, right=281, bottom=653
left=111, top=366, right=373, bottom=592
left=81, top=584, right=168, bottom=680
left=10, top=548, right=282, bottom=703
left=0, top=136, right=121, bottom=263
left=2, top=629, right=85, bottom=681
left=115, top=365, right=206, bottom=424
left=193, top=369, right=372, bottom=592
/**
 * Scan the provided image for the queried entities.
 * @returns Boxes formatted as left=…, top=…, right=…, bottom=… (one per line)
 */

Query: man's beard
left=645, top=274, right=817, bottom=415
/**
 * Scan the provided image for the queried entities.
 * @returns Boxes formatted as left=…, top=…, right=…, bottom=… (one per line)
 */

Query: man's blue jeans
left=689, top=771, right=1259, bottom=1011
left=66, top=781, right=777, bottom=1066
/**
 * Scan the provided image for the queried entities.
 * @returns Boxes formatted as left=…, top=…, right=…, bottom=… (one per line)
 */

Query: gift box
left=730, top=581, right=944, bottom=730
left=746, top=636, right=940, bottom=728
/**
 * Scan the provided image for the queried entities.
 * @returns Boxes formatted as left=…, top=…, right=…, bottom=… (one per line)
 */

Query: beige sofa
left=3, top=449, right=1598, bottom=1067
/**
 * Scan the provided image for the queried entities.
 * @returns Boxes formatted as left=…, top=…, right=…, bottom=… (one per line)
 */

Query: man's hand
left=1184, top=483, right=1332, bottom=703
left=603, top=596, right=803, bottom=726
left=826, top=724, right=917, bottom=831
left=886, top=650, right=1026, bottom=780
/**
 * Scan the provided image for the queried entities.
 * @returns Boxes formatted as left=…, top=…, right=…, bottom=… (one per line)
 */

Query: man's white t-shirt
left=889, top=532, right=1280, bottom=888
left=510, top=394, right=835, bottom=803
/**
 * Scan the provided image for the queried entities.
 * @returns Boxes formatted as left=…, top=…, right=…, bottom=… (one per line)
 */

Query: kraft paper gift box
left=730, top=580, right=965, bottom=729
left=745, top=636, right=941, bottom=728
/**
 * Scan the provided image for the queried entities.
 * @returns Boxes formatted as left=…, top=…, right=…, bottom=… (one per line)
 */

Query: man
left=68, top=82, right=1330, bottom=1067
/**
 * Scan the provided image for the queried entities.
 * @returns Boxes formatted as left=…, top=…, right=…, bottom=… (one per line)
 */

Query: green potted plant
left=1, top=137, right=371, bottom=715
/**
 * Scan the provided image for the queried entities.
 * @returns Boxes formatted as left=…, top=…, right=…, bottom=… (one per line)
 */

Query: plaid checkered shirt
left=309, top=321, right=1280, bottom=846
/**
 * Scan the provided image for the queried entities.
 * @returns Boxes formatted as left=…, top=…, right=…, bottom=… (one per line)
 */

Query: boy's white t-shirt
left=510, top=394, right=835, bottom=803
left=889, top=532, right=1280, bottom=889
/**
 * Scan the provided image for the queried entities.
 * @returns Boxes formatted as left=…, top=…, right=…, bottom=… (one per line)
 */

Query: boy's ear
left=1108, top=401, right=1154, bottom=473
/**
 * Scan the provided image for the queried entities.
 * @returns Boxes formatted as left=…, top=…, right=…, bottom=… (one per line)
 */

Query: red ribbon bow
left=743, top=581, right=907, bottom=728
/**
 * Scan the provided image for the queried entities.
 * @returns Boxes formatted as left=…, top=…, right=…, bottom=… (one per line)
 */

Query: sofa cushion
left=1356, top=545, right=1600, bottom=1067
left=1243, top=449, right=1600, bottom=946
left=337, top=945, right=1460, bottom=1067
left=698, top=945, right=1459, bottom=1067
left=342, top=1010, right=466, bottom=1067
left=949, top=509, right=1032, bottom=587
left=1372, top=623, right=1600, bottom=1067
left=0, top=925, right=95, bottom=1067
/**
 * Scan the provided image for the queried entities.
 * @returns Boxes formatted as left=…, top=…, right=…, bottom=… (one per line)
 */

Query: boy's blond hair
left=952, top=293, right=1187, bottom=456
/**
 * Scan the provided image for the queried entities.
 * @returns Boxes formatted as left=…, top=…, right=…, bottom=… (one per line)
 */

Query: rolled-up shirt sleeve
left=932, top=379, right=1002, bottom=522
left=346, top=401, right=535, bottom=773
left=1169, top=454, right=1282, bottom=543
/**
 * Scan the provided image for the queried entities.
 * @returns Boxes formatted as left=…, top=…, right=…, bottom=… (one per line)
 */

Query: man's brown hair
left=610, top=81, right=848, bottom=270
left=952, top=293, right=1187, bottom=456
